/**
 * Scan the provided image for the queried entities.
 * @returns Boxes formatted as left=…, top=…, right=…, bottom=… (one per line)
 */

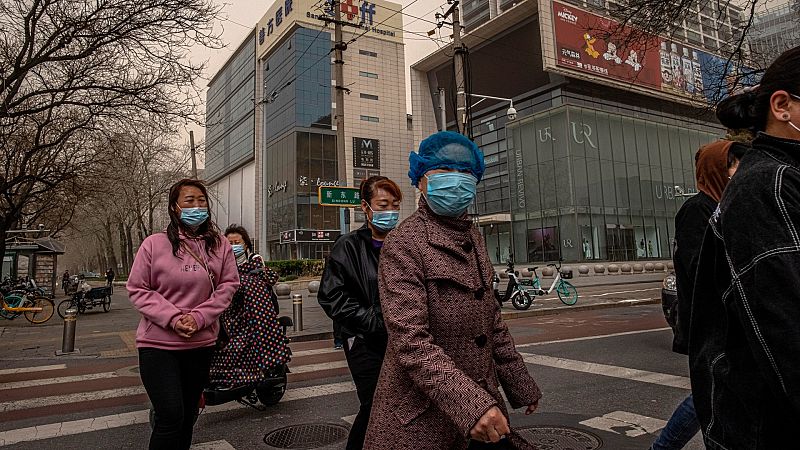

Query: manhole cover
left=517, top=426, right=602, bottom=450
left=264, top=423, right=349, bottom=449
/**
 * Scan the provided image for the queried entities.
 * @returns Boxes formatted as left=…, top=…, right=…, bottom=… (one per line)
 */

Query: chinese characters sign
left=280, top=229, right=341, bottom=243
left=353, top=137, right=380, bottom=169
left=552, top=2, right=661, bottom=89
left=318, top=186, right=362, bottom=206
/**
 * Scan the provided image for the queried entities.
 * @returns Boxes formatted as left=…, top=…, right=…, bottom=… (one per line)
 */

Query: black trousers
left=467, top=439, right=517, bottom=449
left=342, top=335, right=387, bottom=450
left=139, top=346, right=213, bottom=450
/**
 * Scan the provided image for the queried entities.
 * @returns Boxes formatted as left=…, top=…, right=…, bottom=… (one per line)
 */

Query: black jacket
left=689, top=133, right=800, bottom=450
left=318, top=226, right=386, bottom=341
left=672, top=191, right=717, bottom=355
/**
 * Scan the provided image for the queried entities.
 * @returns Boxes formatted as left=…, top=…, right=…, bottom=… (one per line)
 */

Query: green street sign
left=318, top=186, right=362, bottom=206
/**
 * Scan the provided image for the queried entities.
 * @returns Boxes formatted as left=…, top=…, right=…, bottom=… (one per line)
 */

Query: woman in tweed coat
left=363, top=132, right=542, bottom=450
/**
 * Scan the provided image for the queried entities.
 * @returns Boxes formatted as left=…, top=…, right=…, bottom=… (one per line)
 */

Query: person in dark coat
left=364, top=131, right=541, bottom=450
left=318, top=176, right=403, bottom=450
left=209, top=224, right=289, bottom=389
left=689, top=46, right=800, bottom=449
left=650, top=139, right=747, bottom=450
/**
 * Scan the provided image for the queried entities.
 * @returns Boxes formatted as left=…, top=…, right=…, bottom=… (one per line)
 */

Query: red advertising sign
left=552, top=1, right=661, bottom=89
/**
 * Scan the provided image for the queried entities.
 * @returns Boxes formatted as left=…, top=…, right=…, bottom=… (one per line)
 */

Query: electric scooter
left=492, top=257, right=533, bottom=310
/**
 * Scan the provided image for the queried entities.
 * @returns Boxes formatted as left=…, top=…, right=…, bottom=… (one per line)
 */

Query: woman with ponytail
left=689, top=46, right=800, bottom=449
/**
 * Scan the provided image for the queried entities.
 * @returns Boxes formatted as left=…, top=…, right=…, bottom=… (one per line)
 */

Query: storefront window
left=508, top=104, right=721, bottom=263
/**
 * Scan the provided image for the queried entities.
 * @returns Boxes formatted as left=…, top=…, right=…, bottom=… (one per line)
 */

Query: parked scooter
left=493, top=257, right=533, bottom=310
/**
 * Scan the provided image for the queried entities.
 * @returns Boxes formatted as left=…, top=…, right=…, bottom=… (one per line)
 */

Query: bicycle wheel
left=24, top=297, right=55, bottom=324
left=1, top=294, right=24, bottom=319
left=556, top=280, right=578, bottom=306
left=57, top=299, right=77, bottom=319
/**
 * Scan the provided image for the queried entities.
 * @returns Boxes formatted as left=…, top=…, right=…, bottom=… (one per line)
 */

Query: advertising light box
left=543, top=0, right=758, bottom=104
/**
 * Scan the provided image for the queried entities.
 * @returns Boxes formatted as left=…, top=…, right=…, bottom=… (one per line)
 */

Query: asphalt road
left=0, top=303, right=703, bottom=450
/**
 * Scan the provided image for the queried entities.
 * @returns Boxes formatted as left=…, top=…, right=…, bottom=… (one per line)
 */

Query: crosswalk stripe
left=521, top=354, right=691, bottom=389
left=190, top=440, right=236, bottom=450
left=291, top=347, right=342, bottom=358
left=0, top=372, right=119, bottom=391
left=0, top=364, right=66, bottom=376
left=579, top=410, right=667, bottom=437
left=289, top=360, right=349, bottom=374
left=0, top=380, right=355, bottom=446
left=0, top=386, right=147, bottom=413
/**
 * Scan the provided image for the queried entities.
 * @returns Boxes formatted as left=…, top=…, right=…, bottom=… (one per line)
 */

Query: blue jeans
left=651, top=394, right=700, bottom=450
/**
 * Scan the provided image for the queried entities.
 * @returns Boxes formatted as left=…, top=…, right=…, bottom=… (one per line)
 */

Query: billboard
left=545, top=0, right=757, bottom=104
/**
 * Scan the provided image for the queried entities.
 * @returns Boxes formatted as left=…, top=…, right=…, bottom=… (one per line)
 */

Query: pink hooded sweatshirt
left=127, top=232, right=240, bottom=350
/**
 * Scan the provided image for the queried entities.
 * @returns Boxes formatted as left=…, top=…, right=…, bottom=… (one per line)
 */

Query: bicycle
left=0, top=291, right=55, bottom=324
left=520, top=260, right=579, bottom=306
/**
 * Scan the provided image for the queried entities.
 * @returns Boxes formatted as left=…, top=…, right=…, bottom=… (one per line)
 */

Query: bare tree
left=0, top=0, right=223, bottom=258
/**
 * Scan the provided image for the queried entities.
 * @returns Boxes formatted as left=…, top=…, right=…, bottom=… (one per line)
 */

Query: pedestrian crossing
left=0, top=339, right=354, bottom=446
left=0, top=327, right=685, bottom=447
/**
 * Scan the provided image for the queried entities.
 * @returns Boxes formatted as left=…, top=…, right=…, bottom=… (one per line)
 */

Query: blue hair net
left=408, top=131, right=486, bottom=187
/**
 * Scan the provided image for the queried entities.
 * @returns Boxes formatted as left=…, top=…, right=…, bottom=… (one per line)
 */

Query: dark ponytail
left=717, top=46, right=800, bottom=132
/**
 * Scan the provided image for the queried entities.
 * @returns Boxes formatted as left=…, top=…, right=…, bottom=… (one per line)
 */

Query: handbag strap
left=181, top=240, right=216, bottom=291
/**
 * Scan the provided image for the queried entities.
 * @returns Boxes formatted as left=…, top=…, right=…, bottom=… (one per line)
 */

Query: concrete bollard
left=57, top=308, right=79, bottom=355
left=594, top=265, right=606, bottom=274
left=275, top=283, right=291, bottom=298
left=292, top=293, right=303, bottom=332
left=655, top=263, right=666, bottom=272
left=307, top=280, right=321, bottom=294
left=608, top=264, right=620, bottom=274
left=621, top=264, right=632, bottom=274
left=542, top=266, right=555, bottom=277
left=578, top=265, right=590, bottom=276
left=633, top=263, right=644, bottom=273
left=644, top=263, right=655, bottom=272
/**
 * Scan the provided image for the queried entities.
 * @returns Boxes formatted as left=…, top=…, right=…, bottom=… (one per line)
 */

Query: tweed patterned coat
left=363, top=198, right=542, bottom=450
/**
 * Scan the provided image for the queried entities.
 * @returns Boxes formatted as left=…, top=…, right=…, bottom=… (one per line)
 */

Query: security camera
left=506, top=106, right=517, bottom=121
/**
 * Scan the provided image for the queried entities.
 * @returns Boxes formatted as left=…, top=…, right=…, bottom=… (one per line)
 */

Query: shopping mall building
left=205, top=0, right=413, bottom=260
left=412, top=0, right=752, bottom=264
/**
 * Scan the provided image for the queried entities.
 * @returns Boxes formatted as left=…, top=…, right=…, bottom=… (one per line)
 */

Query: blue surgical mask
left=425, top=172, right=478, bottom=217
left=368, top=205, right=400, bottom=232
left=180, top=207, right=209, bottom=227
left=231, top=244, right=246, bottom=256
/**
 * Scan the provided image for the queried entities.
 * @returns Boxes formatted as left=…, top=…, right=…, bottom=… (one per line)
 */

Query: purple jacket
left=127, top=232, right=240, bottom=350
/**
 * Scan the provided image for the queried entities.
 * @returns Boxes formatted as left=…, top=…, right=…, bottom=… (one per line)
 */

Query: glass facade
left=262, top=27, right=337, bottom=260
left=506, top=105, right=720, bottom=263
left=205, top=33, right=256, bottom=182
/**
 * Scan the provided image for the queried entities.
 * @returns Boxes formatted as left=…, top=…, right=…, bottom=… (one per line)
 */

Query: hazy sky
left=190, top=0, right=448, bottom=144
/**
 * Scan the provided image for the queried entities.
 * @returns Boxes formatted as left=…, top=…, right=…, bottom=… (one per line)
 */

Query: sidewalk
left=0, top=275, right=665, bottom=361
left=278, top=273, right=665, bottom=342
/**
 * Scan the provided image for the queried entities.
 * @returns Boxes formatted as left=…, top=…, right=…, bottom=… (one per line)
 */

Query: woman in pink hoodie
left=127, top=179, right=240, bottom=450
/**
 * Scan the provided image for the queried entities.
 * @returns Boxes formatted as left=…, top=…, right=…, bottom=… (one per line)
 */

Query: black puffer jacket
left=318, top=226, right=386, bottom=341
left=689, top=133, right=800, bottom=449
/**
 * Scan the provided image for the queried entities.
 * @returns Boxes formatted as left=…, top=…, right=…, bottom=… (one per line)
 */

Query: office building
left=412, top=0, right=752, bottom=264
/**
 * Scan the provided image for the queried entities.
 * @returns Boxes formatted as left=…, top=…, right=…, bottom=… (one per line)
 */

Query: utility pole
left=189, top=130, right=198, bottom=179
left=334, top=0, right=348, bottom=234
left=439, top=1, right=466, bottom=135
